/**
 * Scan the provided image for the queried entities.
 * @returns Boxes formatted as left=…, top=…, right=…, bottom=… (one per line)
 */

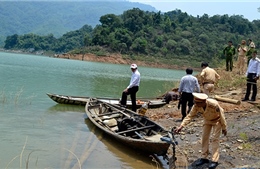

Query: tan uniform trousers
left=203, top=83, right=214, bottom=96
left=237, top=55, right=246, bottom=75
left=201, top=121, right=222, bottom=162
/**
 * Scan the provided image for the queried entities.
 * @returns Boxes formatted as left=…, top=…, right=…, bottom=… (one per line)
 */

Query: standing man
left=200, top=62, right=220, bottom=96
left=247, top=39, right=256, bottom=65
left=120, top=63, right=140, bottom=112
left=175, top=93, right=227, bottom=169
left=242, top=50, right=260, bottom=102
left=223, top=41, right=236, bottom=71
left=237, top=40, right=248, bottom=75
left=178, top=68, right=200, bottom=120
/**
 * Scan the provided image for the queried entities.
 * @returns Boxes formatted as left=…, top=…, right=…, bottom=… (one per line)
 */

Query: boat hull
left=46, top=93, right=166, bottom=109
left=85, top=98, right=171, bottom=156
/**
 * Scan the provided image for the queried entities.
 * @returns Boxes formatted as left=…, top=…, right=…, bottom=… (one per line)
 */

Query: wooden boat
left=85, top=98, right=177, bottom=168
left=46, top=93, right=166, bottom=108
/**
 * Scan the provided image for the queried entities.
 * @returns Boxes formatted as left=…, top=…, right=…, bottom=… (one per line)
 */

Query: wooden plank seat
left=96, top=111, right=121, bottom=117
left=117, top=125, right=155, bottom=135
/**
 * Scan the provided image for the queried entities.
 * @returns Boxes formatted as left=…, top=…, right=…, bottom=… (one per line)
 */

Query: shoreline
left=0, top=49, right=201, bottom=71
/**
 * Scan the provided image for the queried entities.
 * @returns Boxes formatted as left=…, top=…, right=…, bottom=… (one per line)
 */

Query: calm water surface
left=0, top=52, right=185, bottom=169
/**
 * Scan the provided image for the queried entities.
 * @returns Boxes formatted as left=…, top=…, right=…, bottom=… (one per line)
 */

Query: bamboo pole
left=214, top=95, right=241, bottom=105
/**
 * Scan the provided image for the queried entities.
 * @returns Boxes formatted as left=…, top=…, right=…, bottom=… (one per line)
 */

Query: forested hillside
left=4, top=8, right=260, bottom=68
left=0, top=0, right=155, bottom=46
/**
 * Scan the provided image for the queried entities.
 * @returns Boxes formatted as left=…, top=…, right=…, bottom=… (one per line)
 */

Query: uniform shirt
left=223, top=45, right=236, bottom=56
left=238, top=45, right=248, bottom=56
left=127, top=69, right=140, bottom=89
left=256, top=57, right=260, bottom=63
left=181, top=98, right=227, bottom=130
left=200, top=67, right=220, bottom=84
left=178, top=75, right=200, bottom=93
left=249, top=41, right=256, bottom=48
left=247, top=58, right=260, bottom=77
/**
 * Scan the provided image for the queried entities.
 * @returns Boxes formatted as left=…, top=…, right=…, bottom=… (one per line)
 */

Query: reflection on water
left=84, top=117, right=167, bottom=169
left=47, top=104, right=85, bottom=113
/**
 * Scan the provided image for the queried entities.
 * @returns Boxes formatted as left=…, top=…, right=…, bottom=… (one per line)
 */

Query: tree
left=121, top=8, right=146, bottom=33
left=99, top=14, right=122, bottom=31
left=4, top=34, right=19, bottom=49
left=131, top=37, right=147, bottom=53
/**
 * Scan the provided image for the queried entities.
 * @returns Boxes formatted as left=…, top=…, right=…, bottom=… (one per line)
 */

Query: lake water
left=0, top=52, right=185, bottom=169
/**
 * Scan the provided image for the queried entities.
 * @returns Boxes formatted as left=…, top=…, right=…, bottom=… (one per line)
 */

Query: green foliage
left=3, top=7, right=260, bottom=68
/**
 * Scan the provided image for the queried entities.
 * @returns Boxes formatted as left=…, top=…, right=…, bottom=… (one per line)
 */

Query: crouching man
left=174, top=93, right=227, bottom=169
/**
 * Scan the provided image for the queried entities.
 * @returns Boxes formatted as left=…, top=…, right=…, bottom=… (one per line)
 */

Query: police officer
left=247, top=39, right=256, bottom=65
left=175, top=93, right=227, bottom=169
left=200, top=62, right=220, bottom=96
left=223, top=41, right=236, bottom=71
left=237, top=40, right=248, bottom=75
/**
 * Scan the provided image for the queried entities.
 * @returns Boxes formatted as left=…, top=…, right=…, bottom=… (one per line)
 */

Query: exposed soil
left=53, top=53, right=188, bottom=70
left=146, top=86, right=260, bottom=168
left=55, top=53, right=260, bottom=169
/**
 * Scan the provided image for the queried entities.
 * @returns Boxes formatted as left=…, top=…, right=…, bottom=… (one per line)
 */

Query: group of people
left=175, top=40, right=258, bottom=168
left=121, top=62, right=225, bottom=169
left=223, top=39, right=256, bottom=74
left=223, top=39, right=259, bottom=102
left=121, top=44, right=258, bottom=168
left=176, top=62, right=223, bottom=168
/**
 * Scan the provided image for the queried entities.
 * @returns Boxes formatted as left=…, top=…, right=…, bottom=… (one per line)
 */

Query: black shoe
left=208, top=162, right=218, bottom=169
left=195, top=158, right=209, bottom=166
left=250, top=99, right=256, bottom=102
left=120, top=104, right=126, bottom=108
left=242, top=98, right=249, bottom=101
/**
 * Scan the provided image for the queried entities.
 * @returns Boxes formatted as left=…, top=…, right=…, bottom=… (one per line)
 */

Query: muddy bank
left=53, top=53, right=189, bottom=70
left=146, top=89, right=260, bottom=168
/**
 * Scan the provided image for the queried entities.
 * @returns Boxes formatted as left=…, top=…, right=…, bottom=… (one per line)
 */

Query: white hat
left=130, top=64, right=137, bottom=69
left=192, top=93, right=208, bottom=101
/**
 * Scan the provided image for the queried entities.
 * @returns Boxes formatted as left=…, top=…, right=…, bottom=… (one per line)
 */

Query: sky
left=129, top=0, right=260, bottom=21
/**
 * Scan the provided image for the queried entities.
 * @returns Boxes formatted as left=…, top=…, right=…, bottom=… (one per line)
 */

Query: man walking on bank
left=223, top=40, right=236, bottom=71
left=178, top=68, right=200, bottom=121
left=200, top=62, right=220, bottom=96
left=120, top=63, right=140, bottom=112
left=175, top=93, right=227, bottom=169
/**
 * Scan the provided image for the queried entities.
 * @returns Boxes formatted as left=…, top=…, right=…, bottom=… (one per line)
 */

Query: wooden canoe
left=46, top=93, right=166, bottom=109
left=85, top=98, right=177, bottom=168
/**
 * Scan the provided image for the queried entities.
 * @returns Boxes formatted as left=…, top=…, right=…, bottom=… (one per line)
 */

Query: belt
left=210, top=117, right=220, bottom=121
left=203, top=82, right=214, bottom=85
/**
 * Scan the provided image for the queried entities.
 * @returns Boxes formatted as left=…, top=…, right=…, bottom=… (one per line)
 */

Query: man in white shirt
left=120, top=63, right=140, bottom=112
left=178, top=68, right=200, bottom=120
left=242, top=50, right=260, bottom=102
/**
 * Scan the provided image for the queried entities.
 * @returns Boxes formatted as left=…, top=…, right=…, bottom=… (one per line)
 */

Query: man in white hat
left=120, top=63, right=140, bottom=112
left=175, top=93, right=227, bottom=169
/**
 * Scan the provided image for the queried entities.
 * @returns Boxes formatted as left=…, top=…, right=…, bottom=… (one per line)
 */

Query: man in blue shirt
left=120, top=63, right=141, bottom=112
left=178, top=68, right=200, bottom=120
left=242, top=50, right=260, bottom=102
